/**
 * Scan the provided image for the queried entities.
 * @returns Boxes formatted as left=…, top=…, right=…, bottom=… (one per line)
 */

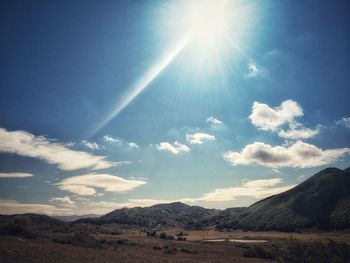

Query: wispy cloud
left=0, top=172, right=33, bottom=178
left=187, top=178, right=295, bottom=202
left=186, top=132, right=216, bottom=144
left=156, top=141, right=190, bottom=154
left=81, top=140, right=100, bottom=150
left=223, top=141, right=349, bottom=168
left=0, top=128, right=113, bottom=171
left=0, top=200, right=71, bottom=215
left=249, top=100, right=319, bottom=140
left=102, top=135, right=119, bottom=143
left=206, top=116, right=223, bottom=129
left=336, top=117, right=350, bottom=128
left=57, top=173, right=147, bottom=196
left=127, top=178, right=295, bottom=205
left=50, top=196, right=75, bottom=205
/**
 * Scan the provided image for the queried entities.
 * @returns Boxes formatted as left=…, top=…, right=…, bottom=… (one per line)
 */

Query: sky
left=0, top=0, right=349, bottom=215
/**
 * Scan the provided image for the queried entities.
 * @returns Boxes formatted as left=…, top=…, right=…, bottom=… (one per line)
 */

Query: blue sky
left=0, top=0, right=349, bottom=215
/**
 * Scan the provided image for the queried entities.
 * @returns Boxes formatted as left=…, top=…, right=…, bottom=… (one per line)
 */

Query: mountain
left=218, top=167, right=350, bottom=231
left=78, top=202, right=219, bottom=229
left=0, top=214, right=69, bottom=236
left=54, top=214, right=99, bottom=222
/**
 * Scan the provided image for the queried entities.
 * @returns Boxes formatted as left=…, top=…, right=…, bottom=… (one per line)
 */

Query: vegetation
left=243, top=239, right=350, bottom=263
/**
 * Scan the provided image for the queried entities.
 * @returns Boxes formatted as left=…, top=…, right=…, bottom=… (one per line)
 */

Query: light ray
left=90, top=34, right=190, bottom=136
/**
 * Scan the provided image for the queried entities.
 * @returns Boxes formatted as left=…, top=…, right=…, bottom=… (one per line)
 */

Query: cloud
left=336, top=117, right=350, bottom=128
left=247, top=61, right=259, bottom=77
left=81, top=140, right=100, bottom=150
left=57, top=173, right=147, bottom=196
left=277, top=127, right=319, bottom=140
left=156, top=141, right=190, bottom=154
left=50, top=196, right=75, bottom=205
left=249, top=100, right=319, bottom=140
left=128, top=142, right=140, bottom=149
left=190, top=178, right=295, bottom=202
left=249, top=100, right=303, bottom=131
left=0, top=200, right=71, bottom=215
left=223, top=141, right=350, bottom=168
left=102, top=135, right=119, bottom=143
left=0, top=128, right=113, bottom=171
left=186, top=132, right=216, bottom=144
left=206, top=116, right=223, bottom=128
left=0, top=172, right=33, bottom=178
left=128, top=178, right=295, bottom=204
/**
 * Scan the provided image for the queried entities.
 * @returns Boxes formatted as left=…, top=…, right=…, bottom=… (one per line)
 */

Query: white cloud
left=0, top=172, right=33, bottom=178
left=0, top=200, right=71, bottom=215
left=103, top=135, right=119, bottom=143
left=247, top=61, right=259, bottom=77
left=156, top=141, right=190, bottom=154
left=249, top=100, right=303, bottom=131
left=223, top=141, right=350, bottom=168
left=186, top=132, right=216, bottom=144
left=126, top=179, right=295, bottom=204
left=206, top=116, right=223, bottom=128
left=277, top=127, right=319, bottom=140
left=81, top=140, right=100, bottom=150
left=50, top=196, right=75, bottom=205
left=57, top=173, right=147, bottom=196
left=249, top=100, right=318, bottom=140
left=336, top=117, right=350, bottom=128
left=128, top=142, right=140, bottom=149
left=190, top=178, right=295, bottom=202
left=0, top=128, right=113, bottom=171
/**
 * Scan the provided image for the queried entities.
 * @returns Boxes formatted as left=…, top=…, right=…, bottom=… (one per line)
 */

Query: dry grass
left=1, top=229, right=349, bottom=263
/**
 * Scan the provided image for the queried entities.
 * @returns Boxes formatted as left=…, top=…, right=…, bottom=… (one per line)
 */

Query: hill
left=78, top=202, right=219, bottom=229
left=217, top=167, right=350, bottom=231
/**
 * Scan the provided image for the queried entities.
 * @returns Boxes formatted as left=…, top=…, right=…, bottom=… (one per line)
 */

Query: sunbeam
left=91, top=0, right=257, bottom=136
left=90, top=34, right=190, bottom=136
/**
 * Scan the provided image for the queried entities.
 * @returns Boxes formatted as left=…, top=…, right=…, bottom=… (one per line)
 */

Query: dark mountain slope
left=79, top=202, right=219, bottom=229
left=233, top=167, right=350, bottom=231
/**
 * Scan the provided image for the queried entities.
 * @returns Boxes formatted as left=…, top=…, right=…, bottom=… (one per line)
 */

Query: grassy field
left=1, top=229, right=349, bottom=263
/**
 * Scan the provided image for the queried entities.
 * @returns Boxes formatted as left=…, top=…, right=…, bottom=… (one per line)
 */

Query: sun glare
left=185, top=0, right=229, bottom=42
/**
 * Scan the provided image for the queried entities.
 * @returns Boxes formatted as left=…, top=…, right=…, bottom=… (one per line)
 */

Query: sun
left=185, top=0, right=229, bottom=42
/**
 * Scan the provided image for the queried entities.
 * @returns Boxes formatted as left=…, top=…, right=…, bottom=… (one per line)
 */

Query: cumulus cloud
left=0, top=172, right=33, bottom=178
left=186, top=132, right=216, bottom=144
left=50, top=196, right=75, bottom=205
left=249, top=100, right=319, bottom=140
left=57, top=173, right=147, bottom=196
left=0, top=128, right=113, bottom=171
left=128, top=142, right=140, bottom=149
left=336, top=117, right=350, bottom=128
left=102, top=135, right=119, bottom=143
left=81, top=140, right=100, bottom=150
left=206, top=116, right=223, bottom=128
left=223, top=141, right=350, bottom=168
left=156, top=141, right=190, bottom=154
left=249, top=100, right=303, bottom=131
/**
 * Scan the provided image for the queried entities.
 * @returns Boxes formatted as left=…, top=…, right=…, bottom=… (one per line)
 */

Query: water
left=204, top=239, right=269, bottom=243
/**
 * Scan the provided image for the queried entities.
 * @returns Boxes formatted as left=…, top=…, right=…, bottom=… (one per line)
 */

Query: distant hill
left=217, top=167, right=350, bottom=231
left=54, top=214, right=99, bottom=222
left=0, top=214, right=69, bottom=236
left=78, top=202, right=219, bottom=229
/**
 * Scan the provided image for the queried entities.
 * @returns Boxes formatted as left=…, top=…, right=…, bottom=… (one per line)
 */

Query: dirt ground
left=0, top=230, right=349, bottom=263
